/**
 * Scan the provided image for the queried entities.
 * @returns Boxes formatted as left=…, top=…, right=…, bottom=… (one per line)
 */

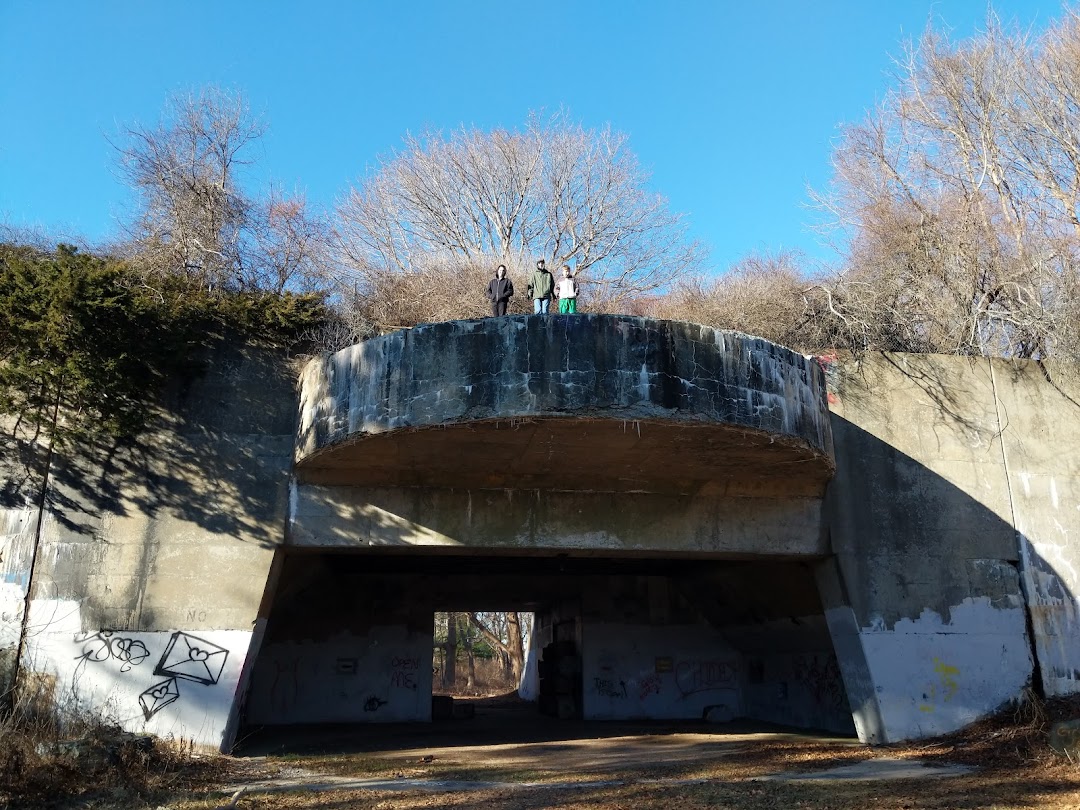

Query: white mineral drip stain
left=1, top=506, right=32, bottom=538
left=303, top=317, right=832, bottom=459
left=1050, top=478, right=1059, bottom=509
left=288, top=480, right=299, bottom=526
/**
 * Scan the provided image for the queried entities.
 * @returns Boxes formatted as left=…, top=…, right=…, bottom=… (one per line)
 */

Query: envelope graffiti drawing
left=139, top=677, right=180, bottom=719
left=153, top=632, right=229, bottom=685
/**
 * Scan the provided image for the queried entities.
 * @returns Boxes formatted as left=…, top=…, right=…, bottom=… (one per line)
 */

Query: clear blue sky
left=0, top=0, right=1067, bottom=272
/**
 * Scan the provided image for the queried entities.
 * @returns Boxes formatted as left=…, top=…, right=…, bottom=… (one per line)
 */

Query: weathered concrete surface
left=247, top=625, right=434, bottom=724
left=822, top=354, right=1039, bottom=743
left=296, top=316, right=834, bottom=496
left=14, top=342, right=298, bottom=749
left=0, top=424, right=48, bottom=700
left=758, top=758, right=976, bottom=781
left=7, top=318, right=1079, bottom=750
left=988, top=360, right=1080, bottom=697
left=290, top=485, right=827, bottom=556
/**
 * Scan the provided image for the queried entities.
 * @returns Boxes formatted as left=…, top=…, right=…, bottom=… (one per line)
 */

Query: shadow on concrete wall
left=273, top=356, right=1080, bottom=740
left=37, top=341, right=298, bottom=550
left=0, top=342, right=303, bottom=637
left=824, top=352, right=1079, bottom=732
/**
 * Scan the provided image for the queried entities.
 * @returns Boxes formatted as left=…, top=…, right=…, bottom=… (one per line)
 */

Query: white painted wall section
left=21, top=599, right=250, bottom=750
left=1, top=503, right=39, bottom=654
left=854, top=597, right=1032, bottom=742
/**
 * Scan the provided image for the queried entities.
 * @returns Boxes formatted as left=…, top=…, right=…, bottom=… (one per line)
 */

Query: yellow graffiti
left=933, top=658, right=959, bottom=701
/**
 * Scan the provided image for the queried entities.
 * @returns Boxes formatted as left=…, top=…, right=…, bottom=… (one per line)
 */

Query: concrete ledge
left=296, top=316, right=834, bottom=495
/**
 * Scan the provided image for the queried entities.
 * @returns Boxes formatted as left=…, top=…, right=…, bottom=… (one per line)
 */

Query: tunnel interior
left=242, top=550, right=855, bottom=736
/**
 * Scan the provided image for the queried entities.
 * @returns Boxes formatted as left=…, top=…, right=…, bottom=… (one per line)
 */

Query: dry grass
left=0, top=710, right=233, bottom=810
left=6, top=694, right=1080, bottom=809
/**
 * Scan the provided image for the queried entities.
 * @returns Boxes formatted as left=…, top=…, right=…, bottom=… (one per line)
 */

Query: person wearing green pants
left=556, top=265, right=579, bottom=313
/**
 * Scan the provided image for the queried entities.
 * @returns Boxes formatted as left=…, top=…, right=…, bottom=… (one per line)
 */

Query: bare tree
left=335, top=113, right=704, bottom=327
left=655, top=252, right=809, bottom=341
left=113, top=87, right=328, bottom=294
left=811, top=14, right=1080, bottom=362
left=467, top=612, right=528, bottom=684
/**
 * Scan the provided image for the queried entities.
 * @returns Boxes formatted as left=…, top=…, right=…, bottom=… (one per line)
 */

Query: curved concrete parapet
left=296, top=315, right=834, bottom=495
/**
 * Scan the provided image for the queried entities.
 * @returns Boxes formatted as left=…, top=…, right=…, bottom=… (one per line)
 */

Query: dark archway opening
left=237, top=548, right=855, bottom=751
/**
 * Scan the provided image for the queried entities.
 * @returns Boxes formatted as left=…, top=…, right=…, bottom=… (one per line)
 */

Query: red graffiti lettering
left=638, top=674, right=662, bottom=701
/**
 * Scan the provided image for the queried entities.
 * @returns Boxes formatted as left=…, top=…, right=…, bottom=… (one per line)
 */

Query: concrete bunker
left=239, top=315, right=853, bottom=735
left=8, top=315, right=1075, bottom=751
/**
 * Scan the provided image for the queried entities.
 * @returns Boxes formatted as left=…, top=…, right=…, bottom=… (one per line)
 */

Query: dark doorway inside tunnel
left=238, top=548, right=856, bottom=744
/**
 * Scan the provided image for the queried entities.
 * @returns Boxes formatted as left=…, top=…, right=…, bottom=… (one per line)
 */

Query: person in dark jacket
left=526, top=259, right=555, bottom=315
left=486, top=264, right=514, bottom=316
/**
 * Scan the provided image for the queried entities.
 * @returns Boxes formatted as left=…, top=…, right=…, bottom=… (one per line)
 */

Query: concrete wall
left=297, top=316, right=833, bottom=466
left=822, top=353, right=1079, bottom=742
left=674, top=563, right=855, bottom=733
left=11, top=342, right=297, bottom=749
left=0, top=426, right=47, bottom=699
left=20, top=604, right=250, bottom=745
left=245, top=627, right=433, bottom=724
left=5, top=319, right=1079, bottom=747
left=242, top=556, right=437, bottom=725
left=989, top=361, right=1080, bottom=697
left=582, top=622, right=740, bottom=721
left=741, top=648, right=851, bottom=732
left=289, top=485, right=826, bottom=556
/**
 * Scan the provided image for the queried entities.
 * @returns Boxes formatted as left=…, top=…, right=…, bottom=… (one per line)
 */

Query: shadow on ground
left=234, top=693, right=855, bottom=761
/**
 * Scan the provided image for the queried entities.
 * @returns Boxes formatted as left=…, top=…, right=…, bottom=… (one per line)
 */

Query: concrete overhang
left=295, top=315, right=835, bottom=497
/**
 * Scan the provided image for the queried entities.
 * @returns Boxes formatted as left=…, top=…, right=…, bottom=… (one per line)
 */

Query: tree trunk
left=465, top=630, right=476, bottom=692
left=506, top=612, right=525, bottom=683
left=443, top=612, right=457, bottom=688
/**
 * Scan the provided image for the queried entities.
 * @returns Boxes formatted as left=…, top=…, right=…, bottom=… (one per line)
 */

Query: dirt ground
left=6, top=694, right=1080, bottom=809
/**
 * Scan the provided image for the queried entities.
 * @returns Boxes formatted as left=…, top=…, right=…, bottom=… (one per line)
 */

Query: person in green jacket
left=526, top=259, right=555, bottom=315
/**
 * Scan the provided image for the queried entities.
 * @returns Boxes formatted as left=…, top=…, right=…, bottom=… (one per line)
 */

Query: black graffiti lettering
left=364, top=696, right=388, bottom=712
left=74, top=631, right=150, bottom=673
left=593, top=677, right=627, bottom=699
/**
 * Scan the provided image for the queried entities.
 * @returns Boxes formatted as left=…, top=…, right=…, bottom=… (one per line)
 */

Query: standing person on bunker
left=556, top=265, right=579, bottom=313
left=526, top=259, right=555, bottom=315
left=486, top=264, right=514, bottom=316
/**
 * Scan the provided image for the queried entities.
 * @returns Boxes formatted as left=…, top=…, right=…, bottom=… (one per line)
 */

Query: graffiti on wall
left=138, top=678, right=181, bottom=718
left=637, top=673, right=662, bottom=700
left=73, top=629, right=231, bottom=720
left=364, top=695, right=388, bottom=712
left=139, top=632, right=230, bottom=719
left=675, top=659, right=737, bottom=698
left=74, top=631, right=150, bottom=673
left=390, top=656, right=420, bottom=690
left=154, top=631, right=229, bottom=685
left=593, top=676, right=628, bottom=699
left=792, top=654, right=846, bottom=711
left=815, top=353, right=840, bottom=405
left=269, top=656, right=300, bottom=713
left=919, top=658, right=960, bottom=714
